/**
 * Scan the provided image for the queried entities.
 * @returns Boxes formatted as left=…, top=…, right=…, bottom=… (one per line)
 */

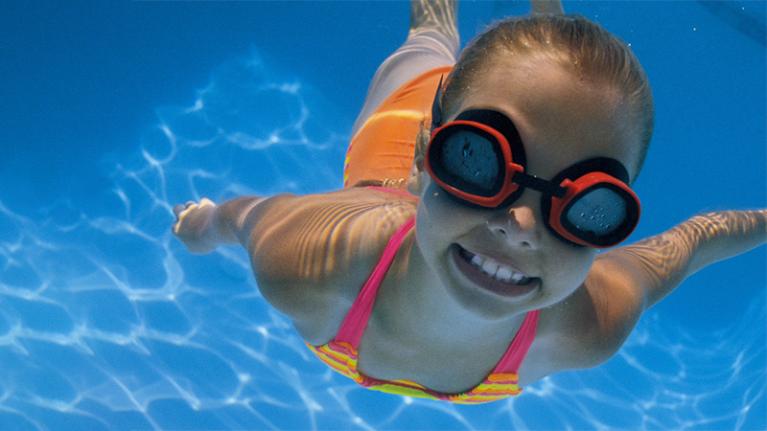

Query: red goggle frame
left=424, top=115, right=640, bottom=248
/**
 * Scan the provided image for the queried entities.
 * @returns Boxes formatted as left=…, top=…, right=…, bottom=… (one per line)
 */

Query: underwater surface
left=1, top=1, right=765, bottom=430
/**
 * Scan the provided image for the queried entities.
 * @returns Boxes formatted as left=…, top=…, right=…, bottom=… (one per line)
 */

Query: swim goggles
left=424, top=79, right=640, bottom=248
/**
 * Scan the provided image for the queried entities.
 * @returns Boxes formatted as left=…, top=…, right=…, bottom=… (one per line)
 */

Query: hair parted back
left=440, top=14, right=654, bottom=182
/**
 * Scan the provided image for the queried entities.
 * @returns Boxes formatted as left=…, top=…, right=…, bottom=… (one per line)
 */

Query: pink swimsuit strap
left=492, top=309, right=540, bottom=373
left=335, top=215, right=415, bottom=346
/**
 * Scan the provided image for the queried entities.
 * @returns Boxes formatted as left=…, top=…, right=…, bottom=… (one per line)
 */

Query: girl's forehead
left=471, top=57, right=620, bottom=113
left=455, top=59, right=640, bottom=179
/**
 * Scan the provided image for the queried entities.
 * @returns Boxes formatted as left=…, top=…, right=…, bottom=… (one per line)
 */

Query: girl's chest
left=303, top=279, right=536, bottom=394
left=352, top=315, right=519, bottom=394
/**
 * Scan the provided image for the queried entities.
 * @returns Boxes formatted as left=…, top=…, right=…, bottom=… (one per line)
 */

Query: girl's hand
left=172, top=198, right=218, bottom=253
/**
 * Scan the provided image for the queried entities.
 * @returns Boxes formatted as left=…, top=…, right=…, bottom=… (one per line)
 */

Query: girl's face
left=415, top=57, right=642, bottom=319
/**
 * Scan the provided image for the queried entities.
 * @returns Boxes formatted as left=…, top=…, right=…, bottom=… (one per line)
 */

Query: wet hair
left=440, top=14, right=653, bottom=183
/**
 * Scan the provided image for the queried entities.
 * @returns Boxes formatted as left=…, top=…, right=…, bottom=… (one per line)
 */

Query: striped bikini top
left=306, top=188, right=540, bottom=404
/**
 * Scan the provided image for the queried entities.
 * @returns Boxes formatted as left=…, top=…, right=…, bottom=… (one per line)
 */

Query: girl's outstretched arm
left=171, top=191, right=416, bottom=329
left=600, top=209, right=766, bottom=309
left=570, top=210, right=766, bottom=362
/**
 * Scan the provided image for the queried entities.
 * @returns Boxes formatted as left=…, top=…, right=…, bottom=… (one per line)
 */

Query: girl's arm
left=571, top=210, right=766, bottom=363
left=172, top=191, right=417, bottom=333
left=601, top=209, right=766, bottom=309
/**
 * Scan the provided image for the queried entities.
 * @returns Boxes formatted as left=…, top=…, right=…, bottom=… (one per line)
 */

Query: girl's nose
left=486, top=206, right=541, bottom=249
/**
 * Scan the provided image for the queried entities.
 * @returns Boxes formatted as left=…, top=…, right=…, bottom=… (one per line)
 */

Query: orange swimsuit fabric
left=343, top=65, right=453, bottom=188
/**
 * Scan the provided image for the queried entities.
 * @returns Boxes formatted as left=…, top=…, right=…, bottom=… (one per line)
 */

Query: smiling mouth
left=449, top=244, right=541, bottom=298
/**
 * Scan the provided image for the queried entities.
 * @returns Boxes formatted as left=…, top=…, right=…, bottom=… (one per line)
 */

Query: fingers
left=174, top=201, right=195, bottom=218
left=172, top=198, right=216, bottom=235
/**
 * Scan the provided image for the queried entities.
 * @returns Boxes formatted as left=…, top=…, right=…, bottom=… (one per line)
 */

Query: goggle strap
left=430, top=75, right=444, bottom=131
left=513, top=171, right=567, bottom=198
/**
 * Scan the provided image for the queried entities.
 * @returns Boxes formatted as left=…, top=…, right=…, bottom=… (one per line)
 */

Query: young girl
left=171, top=0, right=765, bottom=404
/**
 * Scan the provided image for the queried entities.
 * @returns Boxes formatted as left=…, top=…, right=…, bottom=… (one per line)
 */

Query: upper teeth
left=466, top=250, right=529, bottom=284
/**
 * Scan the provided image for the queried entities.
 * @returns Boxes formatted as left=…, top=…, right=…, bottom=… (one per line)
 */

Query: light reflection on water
left=0, top=52, right=763, bottom=431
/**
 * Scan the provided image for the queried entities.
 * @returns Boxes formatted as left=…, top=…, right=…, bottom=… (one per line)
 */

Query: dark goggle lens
left=562, top=185, right=638, bottom=245
left=566, top=188, right=627, bottom=235
left=431, top=128, right=504, bottom=197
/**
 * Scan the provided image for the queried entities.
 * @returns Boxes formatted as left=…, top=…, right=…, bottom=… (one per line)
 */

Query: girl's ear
left=407, top=122, right=430, bottom=195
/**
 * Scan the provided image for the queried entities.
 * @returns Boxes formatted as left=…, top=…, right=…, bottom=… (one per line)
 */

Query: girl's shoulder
left=246, top=187, right=417, bottom=342
left=521, top=264, right=642, bottom=383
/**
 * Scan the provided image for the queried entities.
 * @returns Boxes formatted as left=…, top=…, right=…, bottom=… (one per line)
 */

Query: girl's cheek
left=417, top=188, right=479, bottom=253
left=546, top=244, right=596, bottom=293
left=420, top=185, right=460, bottom=227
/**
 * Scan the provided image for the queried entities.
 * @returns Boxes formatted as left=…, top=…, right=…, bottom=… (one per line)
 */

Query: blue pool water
left=1, top=1, right=765, bottom=430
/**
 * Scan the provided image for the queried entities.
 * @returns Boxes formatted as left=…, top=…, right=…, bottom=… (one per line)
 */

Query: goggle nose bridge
left=510, top=168, right=569, bottom=200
